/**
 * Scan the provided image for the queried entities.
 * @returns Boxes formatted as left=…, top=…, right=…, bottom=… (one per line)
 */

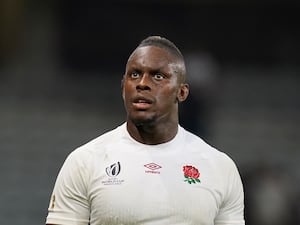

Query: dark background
left=1, top=1, right=299, bottom=224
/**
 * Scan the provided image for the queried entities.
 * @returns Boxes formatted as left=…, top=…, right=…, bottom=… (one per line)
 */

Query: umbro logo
left=144, top=163, right=162, bottom=174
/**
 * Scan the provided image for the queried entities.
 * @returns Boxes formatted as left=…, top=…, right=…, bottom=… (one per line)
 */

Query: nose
left=136, top=74, right=151, bottom=91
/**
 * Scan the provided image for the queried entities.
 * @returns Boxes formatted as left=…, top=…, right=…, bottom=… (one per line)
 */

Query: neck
left=126, top=120, right=178, bottom=145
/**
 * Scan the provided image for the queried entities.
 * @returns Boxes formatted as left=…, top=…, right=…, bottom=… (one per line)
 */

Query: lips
left=132, top=96, right=153, bottom=109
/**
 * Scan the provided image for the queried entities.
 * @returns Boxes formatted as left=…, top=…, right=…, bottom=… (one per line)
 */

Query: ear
left=177, top=83, right=189, bottom=102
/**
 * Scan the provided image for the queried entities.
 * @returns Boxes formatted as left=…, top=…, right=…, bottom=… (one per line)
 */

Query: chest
left=88, top=151, right=225, bottom=225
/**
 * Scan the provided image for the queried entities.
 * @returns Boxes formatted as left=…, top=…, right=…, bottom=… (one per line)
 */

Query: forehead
left=127, top=46, right=180, bottom=70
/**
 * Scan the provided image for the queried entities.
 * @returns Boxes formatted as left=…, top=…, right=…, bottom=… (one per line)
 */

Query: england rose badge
left=183, top=165, right=201, bottom=184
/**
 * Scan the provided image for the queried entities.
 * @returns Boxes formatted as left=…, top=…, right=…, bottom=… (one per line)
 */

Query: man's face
left=122, top=46, right=187, bottom=126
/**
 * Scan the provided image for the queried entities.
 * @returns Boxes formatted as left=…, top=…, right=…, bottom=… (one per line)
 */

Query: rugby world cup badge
left=106, top=161, right=121, bottom=177
left=102, top=162, right=124, bottom=185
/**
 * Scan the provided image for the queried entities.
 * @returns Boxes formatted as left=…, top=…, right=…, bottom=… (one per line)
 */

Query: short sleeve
left=215, top=157, right=245, bottom=225
left=46, top=150, right=90, bottom=225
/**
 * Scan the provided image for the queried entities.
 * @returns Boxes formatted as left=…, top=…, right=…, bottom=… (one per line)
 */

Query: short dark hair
left=135, top=36, right=186, bottom=82
left=138, top=36, right=184, bottom=61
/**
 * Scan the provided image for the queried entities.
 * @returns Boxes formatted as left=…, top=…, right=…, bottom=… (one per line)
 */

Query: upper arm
left=46, top=150, right=90, bottom=225
left=215, top=158, right=245, bottom=225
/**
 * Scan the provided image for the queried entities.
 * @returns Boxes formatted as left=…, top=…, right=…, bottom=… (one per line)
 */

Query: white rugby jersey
left=46, top=123, right=245, bottom=225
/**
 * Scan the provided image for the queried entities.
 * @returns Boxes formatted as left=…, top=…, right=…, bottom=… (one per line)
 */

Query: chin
left=129, top=115, right=156, bottom=127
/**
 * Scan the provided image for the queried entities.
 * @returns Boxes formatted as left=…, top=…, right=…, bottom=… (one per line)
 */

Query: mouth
left=132, top=96, right=153, bottom=110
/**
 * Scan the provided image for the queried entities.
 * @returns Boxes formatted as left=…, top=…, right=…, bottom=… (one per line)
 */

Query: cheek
left=122, top=82, right=133, bottom=98
left=156, top=86, right=178, bottom=103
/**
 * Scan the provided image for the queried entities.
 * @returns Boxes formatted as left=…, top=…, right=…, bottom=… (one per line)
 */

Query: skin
left=122, top=46, right=189, bottom=145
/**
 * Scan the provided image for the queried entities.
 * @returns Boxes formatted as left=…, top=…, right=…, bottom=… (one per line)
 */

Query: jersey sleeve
left=46, top=149, right=90, bottom=225
left=214, top=156, right=245, bottom=225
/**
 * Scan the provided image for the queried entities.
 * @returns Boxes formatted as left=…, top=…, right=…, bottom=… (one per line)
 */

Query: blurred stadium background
left=0, top=1, right=299, bottom=224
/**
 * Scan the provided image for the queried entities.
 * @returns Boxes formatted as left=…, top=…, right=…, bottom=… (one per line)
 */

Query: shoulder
left=66, top=123, right=127, bottom=164
left=181, top=127, right=238, bottom=170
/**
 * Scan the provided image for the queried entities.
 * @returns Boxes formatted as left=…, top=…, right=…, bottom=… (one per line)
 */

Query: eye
left=130, top=71, right=140, bottom=79
left=153, top=73, right=165, bottom=80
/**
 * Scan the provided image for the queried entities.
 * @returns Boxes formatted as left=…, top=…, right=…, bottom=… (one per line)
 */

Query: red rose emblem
left=183, top=165, right=201, bottom=184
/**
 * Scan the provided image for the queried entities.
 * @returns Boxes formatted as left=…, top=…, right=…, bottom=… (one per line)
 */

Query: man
left=46, top=36, right=245, bottom=225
